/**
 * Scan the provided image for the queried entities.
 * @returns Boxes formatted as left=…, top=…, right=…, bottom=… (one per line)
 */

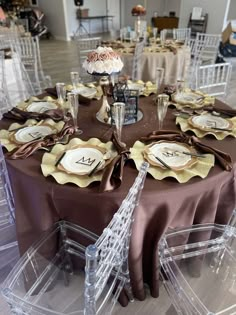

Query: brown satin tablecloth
left=121, top=46, right=191, bottom=83
left=1, top=96, right=236, bottom=303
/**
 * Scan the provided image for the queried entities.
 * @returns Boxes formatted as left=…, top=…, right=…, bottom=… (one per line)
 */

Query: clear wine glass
left=70, top=71, right=80, bottom=91
left=156, top=93, right=169, bottom=130
left=67, top=92, right=83, bottom=135
left=112, top=102, right=125, bottom=142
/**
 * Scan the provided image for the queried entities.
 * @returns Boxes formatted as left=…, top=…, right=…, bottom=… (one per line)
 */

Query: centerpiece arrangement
left=82, top=46, right=124, bottom=123
left=131, top=4, right=146, bottom=39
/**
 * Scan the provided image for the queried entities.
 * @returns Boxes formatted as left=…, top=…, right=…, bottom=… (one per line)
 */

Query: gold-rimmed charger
left=130, top=141, right=214, bottom=183
left=188, top=114, right=233, bottom=132
left=171, top=88, right=215, bottom=109
left=0, top=119, right=65, bottom=152
left=143, top=141, right=197, bottom=171
left=66, top=83, right=102, bottom=100
left=41, top=138, right=117, bottom=187
left=17, top=96, right=60, bottom=112
left=176, top=115, right=236, bottom=140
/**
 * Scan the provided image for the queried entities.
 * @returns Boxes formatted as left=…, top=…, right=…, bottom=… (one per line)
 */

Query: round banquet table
left=120, top=45, right=191, bottom=83
left=1, top=95, right=236, bottom=303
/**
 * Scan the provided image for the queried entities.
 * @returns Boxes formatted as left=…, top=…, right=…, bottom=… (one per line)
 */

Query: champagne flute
left=176, top=79, right=185, bottom=96
left=112, top=102, right=125, bottom=142
left=156, top=94, right=169, bottom=130
left=153, top=27, right=158, bottom=39
left=70, top=71, right=80, bottom=91
left=156, top=67, right=165, bottom=95
left=67, top=92, right=83, bottom=135
left=56, top=82, right=66, bottom=106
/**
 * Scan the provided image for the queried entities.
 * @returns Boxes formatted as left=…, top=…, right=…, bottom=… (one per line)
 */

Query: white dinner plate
left=59, top=147, right=106, bottom=175
left=189, top=114, right=232, bottom=132
left=72, top=87, right=97, bottom=98
left=14, top=125, right=55, bottom=143
left=144, top=141, right=197, bottom=170
left=26, top=101, right=58, bottom=113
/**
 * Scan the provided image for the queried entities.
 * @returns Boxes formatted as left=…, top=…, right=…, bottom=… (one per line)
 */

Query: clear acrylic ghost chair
left=159, top=208, right=236, bottom=315
left=2, top=162, right=149, bottom=315
left=11, top=36, right=52, bottom=93
left=195, top=62, right=232, bottom=99
left=173, top=28, right=191, bottom=44
left=0, top=51, right=12, bottom=117
left=0, top=144, right=18, bottom=282
left=74, top=36, right=101, bottom=83
left=132, top=39, right=145, bottom=81
left=5, top=46, right=35, bottom=106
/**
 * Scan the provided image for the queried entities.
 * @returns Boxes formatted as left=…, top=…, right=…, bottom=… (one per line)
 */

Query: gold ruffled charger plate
left=127, top=80, right=157, bottom=96
left=66, top=83, right=102, bottom=100
left=0, top=119, right=65, bottom=151
left=171, top=89, right=215, bottom=109
left=130, top=140, right=214, bottom=183
left=17, top=96, right=60, bottom=113
left=176, top=113, right=236, bottom=140
left=41, top=138, right=117, bottom=187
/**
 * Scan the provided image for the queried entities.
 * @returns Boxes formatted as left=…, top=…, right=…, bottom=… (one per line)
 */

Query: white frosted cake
left=82, top=46, right=123, bottom=75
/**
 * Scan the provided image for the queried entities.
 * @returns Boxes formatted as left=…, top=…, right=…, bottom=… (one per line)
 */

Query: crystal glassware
left=156, top=67, right=165, bottom=95
left=156, top=93, right=169, bottom=130
left=112, top=102, right=125, bottom=142
left=176, top=79, right=185, bottom=96
left=70, top=71, right=80, bottom=91
left=153, top=27, right=158, bottom=39
left=56, top=82, right=66, bottom=106
left=67, top=92, right=83, bottom=135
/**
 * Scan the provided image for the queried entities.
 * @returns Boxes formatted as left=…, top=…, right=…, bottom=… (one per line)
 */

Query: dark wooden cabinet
left=188, top=13, right=208, bottom=37
left=151, top=17, right=179, bottom=31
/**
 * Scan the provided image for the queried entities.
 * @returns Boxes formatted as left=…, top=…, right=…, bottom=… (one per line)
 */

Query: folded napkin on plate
left=7, top=123, right=75, bottom=160
left=99, top=131, right=130, bottom=192
left=3, top=107, right=65, bottom=122
left=45, top=87, right=91, bottom=105
left=140, top=130, right=232, bottom=171
left=203, top=105, right=236, bottom=118
left=165, top=45, right=177, bottom=54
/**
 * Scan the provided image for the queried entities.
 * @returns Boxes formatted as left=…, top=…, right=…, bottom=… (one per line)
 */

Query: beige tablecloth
left=121, top=46, right=191, bottom=84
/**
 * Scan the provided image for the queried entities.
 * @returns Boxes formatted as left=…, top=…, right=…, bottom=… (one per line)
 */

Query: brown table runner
left=1, top=95, right=236, bottom=303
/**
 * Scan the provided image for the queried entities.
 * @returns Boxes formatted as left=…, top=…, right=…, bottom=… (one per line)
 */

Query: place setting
left=176, top=111, right=236, bottom=140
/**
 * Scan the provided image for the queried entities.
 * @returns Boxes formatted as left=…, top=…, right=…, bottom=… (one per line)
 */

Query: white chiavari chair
left=0, top=51, right=12, bottom=117
left=195, top=62, right=232, bottom=99
left=173, top=28, right=191, bottom=44
left=2, top=162, right=149, bottom=315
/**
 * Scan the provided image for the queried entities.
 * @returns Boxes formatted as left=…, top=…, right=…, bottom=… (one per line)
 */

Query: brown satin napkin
left=1, top=48, right=12, bottom=59
left=7, top=123, right=75, bottom=160
left=3, top=107, right=65, bottom=122
left=99, top=131, right=130, bottom=192
left=203, top=105, right=236, bottom=118
left=140, top=130, right=232, bottom=171
left=165, top=45, right=177, bottom=55
left=45, top=87, right=91, bottom=105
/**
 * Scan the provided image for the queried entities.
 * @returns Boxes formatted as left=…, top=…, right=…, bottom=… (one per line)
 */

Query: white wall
left=38, top=0, right=67, bottom=40
left=179, top=0, right=229, bottom=34
left=64, top=0, right=107, bottom=38
left=227, top=0, right=236, bottom=21
left=165, top=0, right=181, bottom=17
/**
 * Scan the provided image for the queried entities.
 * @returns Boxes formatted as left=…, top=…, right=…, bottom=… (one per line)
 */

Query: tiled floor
left=1, top=36, right=236, bottom=314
